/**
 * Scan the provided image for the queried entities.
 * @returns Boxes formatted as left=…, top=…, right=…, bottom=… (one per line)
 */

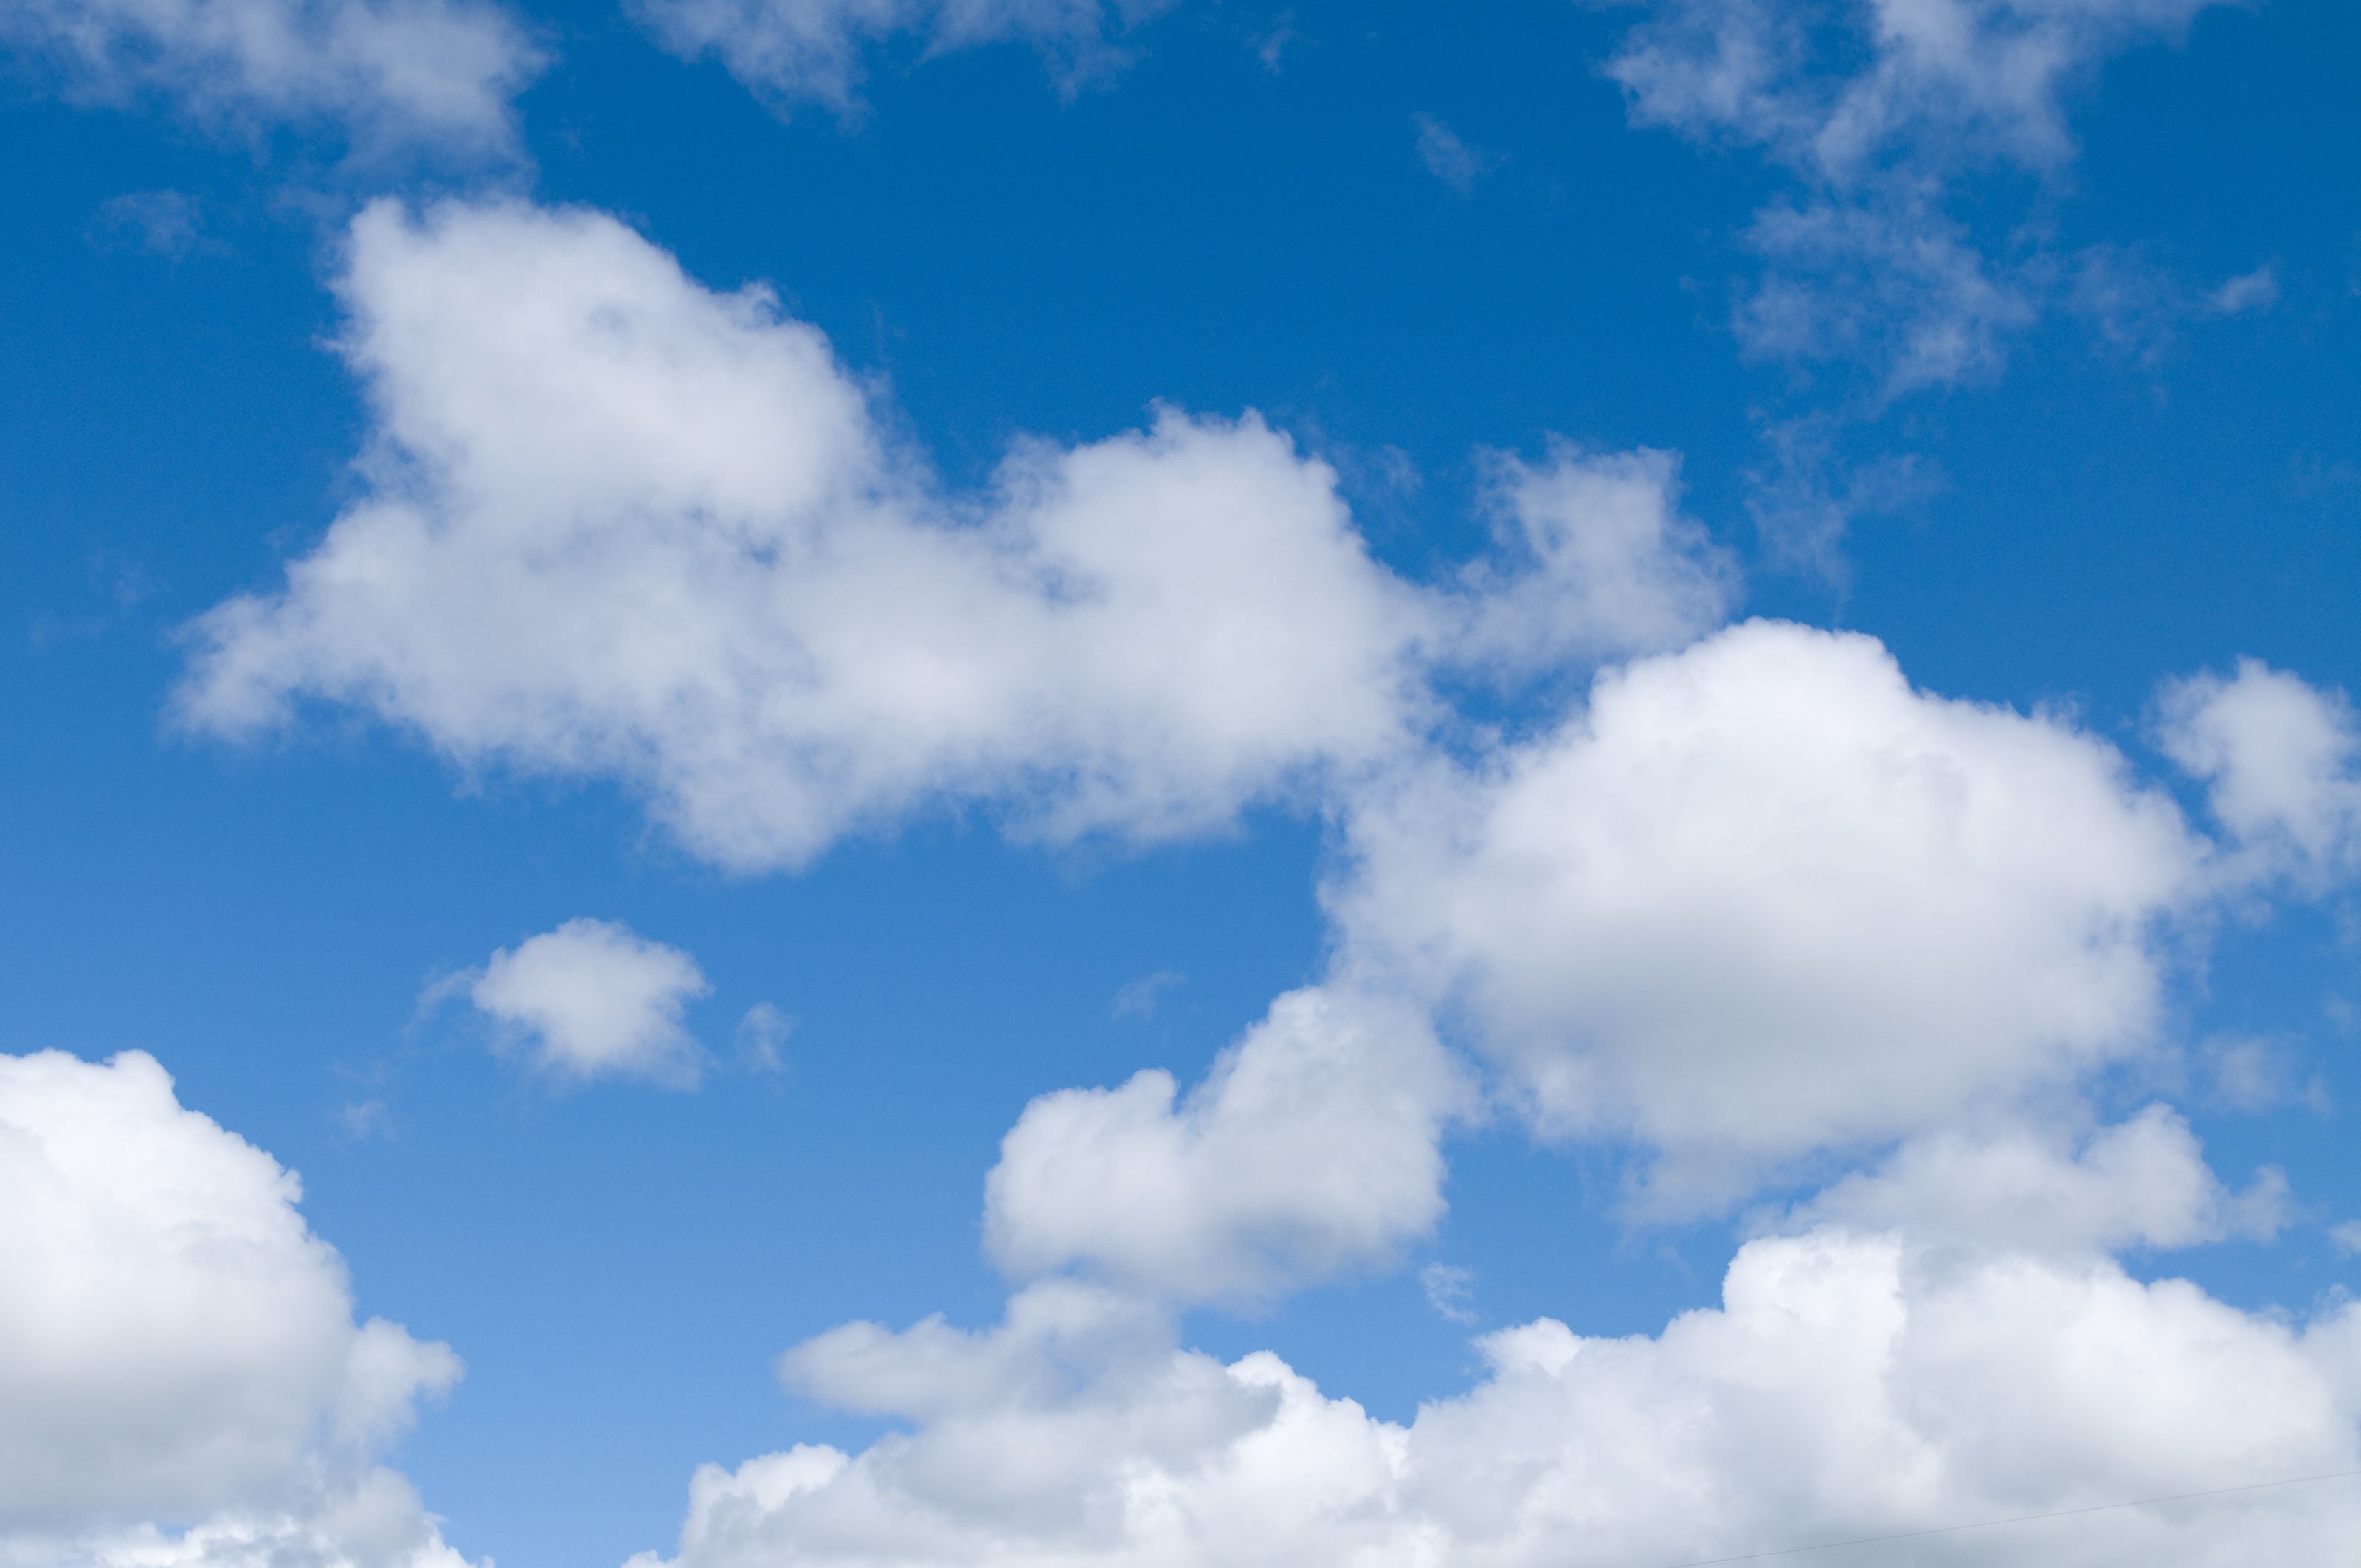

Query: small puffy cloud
left=1334, top=620, right=2202, bottom=1199
left=467, top=919, right=711, bottom=1086
left=775, top=1278, right=1170, bottom=1427
left=1788, top=1106, right=2286, bottom=1256
left=1445, top=445, right=1738, bottom=677
left=179, top=198, right=1728, bottom=873
left=0, top=1049, right=470, bottom=1564
left=736, top=1003, right=794, bottom=1074
left=631, top=0, right=1166, bottom=114
left=2208, top=263, right=2281, bottom=316
left=1412, top=113, right=1499, bottom=196
left=628, top=1229, right=2361, bottom=1568
left=0, top=0, right=539, bottom=154
left=984, top=987, right=1472, bottom=1302
left=2158, top=657, right=2361, bottom=888
left=1420, top=1263, right=1476, bottom=1324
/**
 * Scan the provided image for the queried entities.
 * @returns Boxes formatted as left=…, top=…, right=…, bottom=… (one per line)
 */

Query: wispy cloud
left=1414, top=113, right=1501, bottom=196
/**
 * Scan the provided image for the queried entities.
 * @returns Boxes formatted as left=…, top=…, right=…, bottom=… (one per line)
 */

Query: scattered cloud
left=1412, top=113, right=1501, bottom=196
left=88, top=190, right=218, bottom=260
left=1742, top=414, right=1937, bottom=579
left=1108, top=969, right=1183, bottom=1020
left=630, top=0, right=1172, bottom=116
left=1453, top=444, right=1738, bottom=677
left=1608, top=0, right=2234, bottom=393
left=736, top=1002, right=794, bottom=1074
left=336, top=1097, right=398, bottom=1141
left=466, top=919, right=711, bottom=1087
left=1419, top=1262, right=1476, bottom=1324
left=1252, top=11, right=1294, bottom=75
left=1, top=0, right=540, bottom=154
left=2210, top=263, right=2281, bottom=316
left=1605, top=0, right=2253, bottom=579
left=2202, top=1035, right=2329, bottom=1115
left=984, top=987, right=1471, bottom=1303
left=2158, top=658, right=2361, bottom=891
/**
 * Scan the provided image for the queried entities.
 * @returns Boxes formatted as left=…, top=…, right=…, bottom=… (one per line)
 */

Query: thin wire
left=1656, top=1467, right=2361, bottom=1568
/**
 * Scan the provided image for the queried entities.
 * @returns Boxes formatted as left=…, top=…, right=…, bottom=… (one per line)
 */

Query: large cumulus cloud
left=626, top=1227, right=2361, bottom=1568
left=177, top=198, right=1733, bottom=873
left=0, top=1049, right=471, bottom=1567
left=1332, top=619, right=2205, bottom=1198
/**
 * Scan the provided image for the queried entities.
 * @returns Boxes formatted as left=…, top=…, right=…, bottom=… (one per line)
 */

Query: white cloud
left=2208, top=263, right=2280, bottom=316
left=2201, top=1034, right=2326, bottom=1113
left=0, top=0, right=538, bottom=153
left=736, top=1002, right=795, bottom=1073
left=1612, top=1, right=2226, bottom=184
left=628, top=1229, right=2361, bottom=1568
left=1608, top=0, right=2236, bottom=398
left=630, top=0, right=1166, bottom=113
left=953, top=621, right=2233, bottom=1299
left=178, top=198, right=1731, bottom=873
left=2159, top=657, right=2361, bottom=889
left=984, top=986, right=1471, bottom=1303
left=1739, top=193, right=2035, bottom=395
left=2, top=1471, right=475, bottom=1568
left=1333, top=619, right=2202, bottom=1199
left=1741, top=413, right=1937, bottom=578
left=1445, top=445, right=1737, bottom=677
left=468, top=919, right=711, bottom=1086
left=1420, top=1263, right=1476, bottom=1324
left=1107, top=970, right=1182, bottom=1020
left=1412, top=113, right=1499, bottom=196
left=0, top=1049, right=470, bottom=1566
left=89, top=190, right=213, bottom=260
left=1788, top=1105, right=2286, bottom=1255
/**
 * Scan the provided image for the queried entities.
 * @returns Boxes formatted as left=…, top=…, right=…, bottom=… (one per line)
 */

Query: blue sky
left=3, top=3, right=2360, bottom=1566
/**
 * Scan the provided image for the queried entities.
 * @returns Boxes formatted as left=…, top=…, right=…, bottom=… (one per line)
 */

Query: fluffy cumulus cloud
left=631, top=0, right=1169, bottom=111
left=2159, top=657, right=2361, bottom=890
left=0, top=0, right=538, bottom=152
left=177, top=197, right=1733, bottom=872
left=627, top=1229, right=2361, bottom=1568
left=984, top=986, right=1471, bottom=1302
left=4, top=1472, right=474, bottom=1568
left=0, top=1050, right=471, bottom=1567
left=466, top=918, right=711, bottom=1085
left=1609, top=0, right=2239, bottom=401
left=1450, top=443, right=1737, bottom=680
left=1788, top=1105, right=2286, bottom=1256
left=1332, top=619, right=2202, bottom=1196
